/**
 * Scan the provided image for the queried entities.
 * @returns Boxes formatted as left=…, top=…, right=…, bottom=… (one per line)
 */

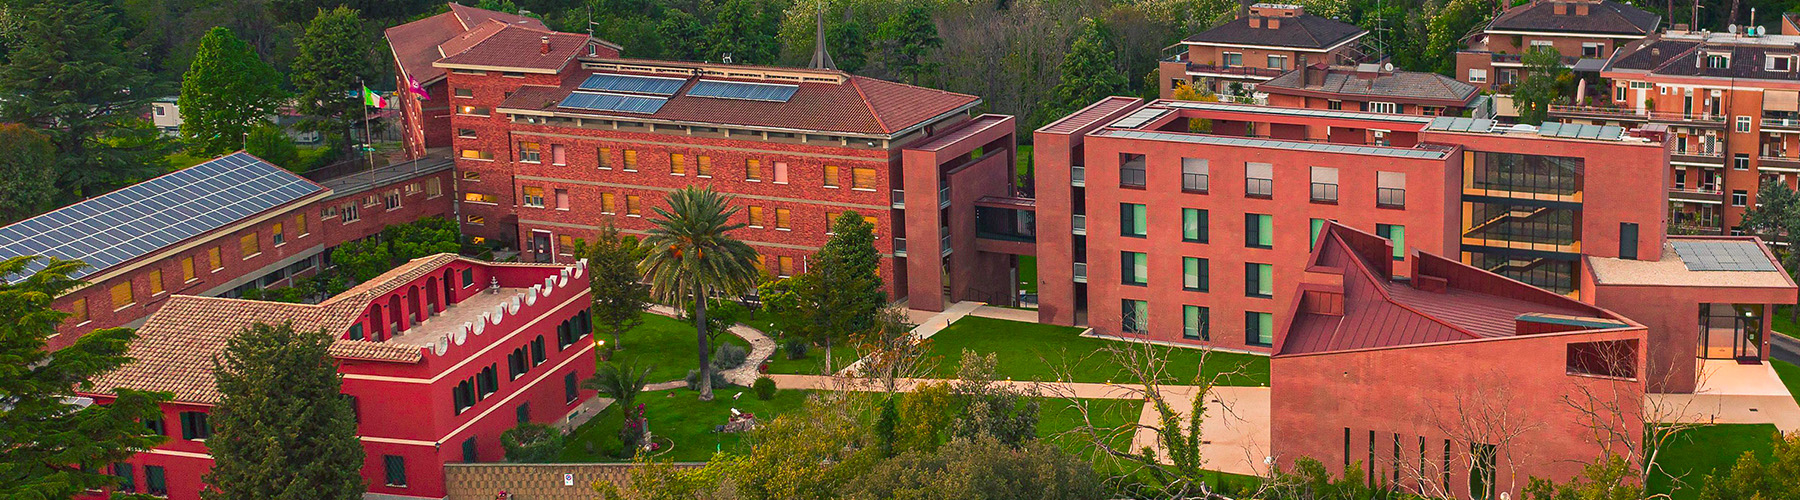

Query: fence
left=443, top=462, right=705, bottom=500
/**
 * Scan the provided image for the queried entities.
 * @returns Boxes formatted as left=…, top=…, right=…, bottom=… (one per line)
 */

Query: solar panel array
left=0, top=152, right=323, bottom=282
left=559, top=92, right=668, bottom=114
left=1671, top=240, right=1780, bottom=272
left=1111, top=108, right=1171, bottom=129
left=1537, top=122, right=1624, bottom=141
left=686, top=80, right=799, bottom=102
left=1101, top=130, right=1450, bottom=160
left=578, top=73, right=686, bottom=96
left=1424, top=117, right=1497, bottom=133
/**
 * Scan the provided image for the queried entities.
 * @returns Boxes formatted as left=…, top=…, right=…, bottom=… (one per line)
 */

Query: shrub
left=499, top=423, right=564, bottom=463
left=783, top=338, right=810, bottom=360
left=685, top=368, right=729, bottom=390
left=711, top=344, right=748, bottom=370
left=752, top=376, right=777, bottom=400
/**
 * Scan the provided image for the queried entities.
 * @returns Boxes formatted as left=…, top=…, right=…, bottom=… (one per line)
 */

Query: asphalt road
left=1772, top=330, right=1800, bottom=366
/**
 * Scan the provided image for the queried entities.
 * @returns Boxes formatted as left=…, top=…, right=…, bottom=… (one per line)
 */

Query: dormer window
left=1769, top=56, right=1794, bottom=72
left=1706, top=54, right=1729, bottom=69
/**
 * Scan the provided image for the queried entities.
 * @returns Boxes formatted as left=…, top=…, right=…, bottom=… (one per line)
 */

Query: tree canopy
left=292, top=6, right=374, bottom=149
left=202, top=322, right=364, bottom=500
left=1041, top=19, right=1126, bottom=124
left=0, top=125, right=60, bottom=225
left=179, top=26, right=286, bottom=156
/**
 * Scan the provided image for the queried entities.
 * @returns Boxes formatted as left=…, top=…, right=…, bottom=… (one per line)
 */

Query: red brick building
left=0, top=152, right=453, bottom=350
left=82, top=254, right=599, bottom=500
left=1258, top=63, right=1480, bottom=116
left=1158, top=3, right=1370, bottom=99
left=1454, top=0, right=1659, bottom=93
left=1272, top=222, right=1649, bottom=500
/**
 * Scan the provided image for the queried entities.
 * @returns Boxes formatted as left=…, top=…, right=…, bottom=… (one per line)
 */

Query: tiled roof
left=1278, top=224, right=1623, bottom=356
left=496, top=66, right=980, bottom=137
left=1608, top=34, right=1800, bottom=81
left=1488, top=0, right=1659, bottom=35
left=1184, top=14, right=1365, bottom=49
left=435, top=22, right=601, bottom=73
left=87, top=254, right=475, bottom=404
left=385, top=3, right=547, bottom=85
left=1258, top=66, right=1479, bottom=105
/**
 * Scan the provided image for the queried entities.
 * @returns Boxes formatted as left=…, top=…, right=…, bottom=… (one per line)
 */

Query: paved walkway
left=640, top=305, right=779, bottom=389
left=1647, top=360, right=1800, bottom=432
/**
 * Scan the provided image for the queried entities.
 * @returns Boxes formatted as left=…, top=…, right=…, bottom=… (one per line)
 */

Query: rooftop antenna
left=809, top=5, right=836, bottom=70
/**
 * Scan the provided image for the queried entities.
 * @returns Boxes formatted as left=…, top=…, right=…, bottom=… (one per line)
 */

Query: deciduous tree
left=796, top=211, right=884, bottom=374
left=202, top=322, right=364, bottom=500
left=0, top=124, right=59, bottom=225
left=1697, top=430, right=1800, bottom=500
left=875, top=5, right=942, bottom=84
left=1512, top=46, right=1567, bottom=125
left=292, top=6, right=374, bottom=152
left=576, top=225, right=650, bottom=351
left=245, top=125, right=301, bottom=171
left=179, top=27, right=285, bottom=156
left=1042, top=19, right=1126, bottom=123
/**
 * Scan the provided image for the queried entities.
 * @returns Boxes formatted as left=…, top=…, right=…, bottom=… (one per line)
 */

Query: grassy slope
left=1645, top=424, right=1781, bottom=500
left=610, top=312, right=750, bottom=384
left=559, top=388, right=815, bottom=463
left=924, top=316, right=1270, bottom=386
left=1776, top=359, right=1800, bottom=405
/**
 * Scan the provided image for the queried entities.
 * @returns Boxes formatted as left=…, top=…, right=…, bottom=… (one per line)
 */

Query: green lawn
left=1018, top=256, right=1038, bottom=294
left=1773, top=306, right=1800, bottom=339
left=610, top=312, right=750, bottom=384
left=1646, top=424, right=1782, bottom=500
left=923, top=316, right=1270, bottom=386
left=740, top=312, right=860, bottom=375
left=1776, top=360, right=1800, bottom=405
left=1038, top=397, right=1141, bottom=454
left=559, top=388, right=815, bottom=462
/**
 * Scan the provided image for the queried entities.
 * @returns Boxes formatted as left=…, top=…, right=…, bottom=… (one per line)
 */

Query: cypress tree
left=202, top=322, right=364, bottom=500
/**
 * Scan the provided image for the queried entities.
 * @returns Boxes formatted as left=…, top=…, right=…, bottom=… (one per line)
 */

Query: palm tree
left=639, top=186, right=760, bottom=400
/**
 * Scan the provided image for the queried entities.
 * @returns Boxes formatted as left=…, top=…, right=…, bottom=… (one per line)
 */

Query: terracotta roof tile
left=1184, top=14, right=1366, bottom=49
left=435, top=24, right=600, bottom=73
left=1489, top=0, right=1660, bottom=36
left=385, top=3, right=547, bottom=85
left=1259, top=66, right=1479, bottom=105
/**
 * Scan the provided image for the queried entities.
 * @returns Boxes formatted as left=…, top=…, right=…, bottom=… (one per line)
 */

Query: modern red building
left=82, top=254, right=599, bottom=500
left=0, top=152, right=453, bottom=350
left=1272, top=222, right=1649, bottom=500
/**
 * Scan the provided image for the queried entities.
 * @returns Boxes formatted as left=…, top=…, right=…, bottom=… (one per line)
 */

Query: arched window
left=531, top=335, right=546, bottom=365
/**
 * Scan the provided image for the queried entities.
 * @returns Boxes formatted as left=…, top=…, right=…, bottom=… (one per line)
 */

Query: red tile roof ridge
left=846, top=77, right=890, bottom=133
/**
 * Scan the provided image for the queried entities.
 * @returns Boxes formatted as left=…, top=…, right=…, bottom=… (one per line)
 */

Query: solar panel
left=1111, top=108, right=1170, bottom=129
left=1671, top=240, right=1780, bottom=272
left=1424, top=116, right=1495, bottom=133
left=1537, top=122, right=1625, bottom=141
left=0, top=152, right=323, bottom=283
left=558, top=92, right=668, bottom=114
left=577, top=73, right=686, bottom=96
left=686, top=80, right=799, bottom=102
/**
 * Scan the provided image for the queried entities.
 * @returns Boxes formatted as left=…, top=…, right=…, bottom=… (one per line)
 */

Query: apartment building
left=1158, top=3, right=1369, bottom=98
left=1455, top=0, right=1660, bottom=93
left=80, top=255, right=599, bottom=500
left=0, top=152, right=453, bottom=350
left=1558, top=28, right=1800, bottom=233
left=1258, top=63, right=1481, bottom=116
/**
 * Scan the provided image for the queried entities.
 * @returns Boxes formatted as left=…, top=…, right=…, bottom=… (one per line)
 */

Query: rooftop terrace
left=1587, top=238, right=1794, bottom=288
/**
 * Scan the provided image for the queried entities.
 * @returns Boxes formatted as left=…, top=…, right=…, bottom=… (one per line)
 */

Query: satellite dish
left=1383, top=62, right=1394, bottom=72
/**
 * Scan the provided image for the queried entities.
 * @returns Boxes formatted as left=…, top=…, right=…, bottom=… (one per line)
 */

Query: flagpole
left=362, top=79, right=374, bottom=184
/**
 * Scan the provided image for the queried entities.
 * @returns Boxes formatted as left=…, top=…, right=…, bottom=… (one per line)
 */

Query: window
left=453, top=379, right=475, bottom=413
left=477, top=365, right=497, bottom=398
left=602, top=193, right=617, bottom=214
left=1245, top=162, right=1273, bottom=197
left=1365, top=102, right=1398, bottom=114
left=462, top=171, right=481, bottom=181
left=1181, top=158, right=1208, bottom=192
left=459, top=149, right=493, bottom=160
left=1120, top=154, right=1147, bottom=187
left=111, top=282, right=134, bottom=309
left=384, top=455, right=408, bottom=487
left=1183, top=257, right=1208, bottom=292
left=146, top=466, right=166, bottom=496
left=1310, top=166, right=1338, bottom=203
left=1182, top=208, right=1208, bottom=243
left=70, top=298, right=87, bottom=324
left=1222, top=52, right=1243, bottom=67
left=1735, top=153, right=1750, bottom=170
left=1377, top=172, right=1406, bottom=208
left=851, top=167, right=877, bottom=190
left=1121, top=251, right=1147, bottom=286
left=179, top=411, right=210, bottom=440
left=776, top=208, right=792, bottom=230
left=1122, top=299, right=1148, bottom=334
left=555, top=189, right=570, bottom=210
left=565, top=371, right=580, bottom=403
left=1376, top=224, right=1406, bottom=261
left=1245, top=263, right=1272, bottom=298
left=240, top=233, right=259, bottom=257
left=557, top=234, right=574, bottom=255
left=1184, top=305, right=1209, bottom=340
left=295, top=214, right=308, bottom=236
left=271, top=222, right=285, bottom=246
left=624, top=149, right=639, bottom=171
left=823, top=164, right=840, bottom=187
left=1582, top=42, right=1604, bottom=58
left=1737, top=116, right=1752, bottom=133
left=457, top=128, right=477, bottom=139
left=462, top=438, right=478, bottom=462
left=427, top=178, right=442, bottom=198
left=1328, top=100, right=1342, bottom=110
left=463, top=268, right=475, bottom=287
left=466, top=214, right=486, bottom=225
left=531, top=335, right=546, bottom=365
left=458, top=105, right=490, bottom=116
left=1245, top=213, right=1272, bottom=249
left=383, top=189, right=402, bottom=210
left=1772, top=56, right=1795, bottom=72
left=774, top=162, right=789, bottom=183
left=626, top=195, right=642, bottom=216
left=777, top=256, right=795, bottom=277
left=1310, top=218, right=1330, bottom=248
left=670, top=153, right=686, bottom=175
left=1707, top=54, right=1729, bottom=68
left=209, top=247, right=222, bottom=271
left=516, top=402, right=531, bottom=424
left=522, top=186, right=545, bottom=208
left=454, top=88, right=473, bottom=97
left=1620, top=222, right=1639, bottom=259
left=696, top=155, right=712, bottom=176
left=113, top=463, right=135, bottom=493
left=597, top=148, right=612, bottom=169
left=1733, top=189, right=1749, bottom=207
left=1120, top=203, right=1147, bottom=237
left=1469, top=68, right=1488, bottom=83
left=1267, top=55, right=1287, bottom=70
left=1246, top=311, right=1273, bottom=346
left=1470, top=443, right=1497, bottom=500
left=748, top=206, right=764, bottom=227
left=148, top=269, right=164, bottom=295
left=746, top=159, right=762, bottom=180
left=145, top=417, right=165, bottom=435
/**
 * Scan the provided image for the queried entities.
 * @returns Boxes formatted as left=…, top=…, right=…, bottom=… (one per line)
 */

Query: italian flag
left=363, top=85, right=388, bottom=108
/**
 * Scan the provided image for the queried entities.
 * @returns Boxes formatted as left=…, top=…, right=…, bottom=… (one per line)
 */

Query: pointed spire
left=810, top=7, right=836, bottom=70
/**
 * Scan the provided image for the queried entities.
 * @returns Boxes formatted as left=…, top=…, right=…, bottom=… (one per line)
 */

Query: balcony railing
left=891, top=189, right=905, bottom=209
left=1547, top=104, right=1728, bottom=124
left=1071, top=165, right=1086, bottom=187
left=1073, top=262, right=1088, bottom=283
left=1760, top=155, right=1800, bottom=171
left=1184, top=63, right=1286, bottom=79
left=1764, top=117, right=1800, bottom=129
left=1072, top=214, right=1086, bottom=235
left=1669, top=187, right=1726, bottom=204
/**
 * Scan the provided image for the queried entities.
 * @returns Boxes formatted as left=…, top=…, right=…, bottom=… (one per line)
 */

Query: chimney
left=1553, top=1, right=1567, bottom=15
left=1575, top=2, right=1588, bottom=15
left=1268, top=17, right=1280, bottom=29
left=1250, top=16, right=1262, bottom=28
left=540, top=36, right=550, bottom=55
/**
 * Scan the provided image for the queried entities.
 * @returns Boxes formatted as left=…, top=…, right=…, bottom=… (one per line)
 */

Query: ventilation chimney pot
left=540, top=36, right=550, bottom=55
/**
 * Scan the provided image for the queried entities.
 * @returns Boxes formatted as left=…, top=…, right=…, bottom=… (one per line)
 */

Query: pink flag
left=408, top=77, right=431, bottom=100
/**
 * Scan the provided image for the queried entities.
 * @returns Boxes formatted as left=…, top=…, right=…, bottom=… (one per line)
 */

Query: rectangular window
left=597, top=148, right=611, bottom=169
left=1122, top=299, right=1148, bottom=334
left=209, top=247, right=222, bottom=271
left=1377, top=171, right=1406, bottom=208
left=1367, top=102, right=1398, bottom=114
left=1619, top=222, right=1639, bottom=259
left=1121, top=251, right=1148, bottom=286
left=851, top=167, right=877, bottom=190
left=1183, top=305, right=1209, bottom=340
left=1223, top=52, right=1243, bottom=67
left=516, top=402, right=531, bottom=424
left=748, top=206, right=764, bottom=227
left=519, top=142, right=541, bottom=162
left=1246, top=311, right=1273, bottom=346
left=624, top=149, right=639, bottom=171
left=1310, top=166, right=1338, bottom=203
left=1737, top=116, right=1752, bottom=133
left=466, top=214, right=486, bottom=225
left=1469, top=68, right=1488, bottom=83
left=1120, top=203, right=1147, bottom=237
left=823, top=164, right=840, bottom=187
left=457, top=105, right=490, bottom=116
left=1733, top=190, right=1748, bottom=207
left=1182, top=208, right=1208, bottom=243
left=602, top=193, right=617, bottom=214
left=454, top=88, right=473, bottom=97
left=179, top=411, right=210, bottom=440
left=1582, top=42, right=1604, bottom=58
left=1245, top=213, right=1272, bottom=249
left=670, top=153, right=686, bottom=175
left=1377, top=224, right=1406, bottom=261
left=1470, top=443, right=1497, bottom=500
left=146, top=466, right=166, bottom=496
left=457, top=128, right=477, bottom=139
left=1245, top=162, right=1273, bottom=197
left=1181, top=158, right=1209, bottom=192
left=240, top=233, right=259, bottom=257
left=522, top=186, right=545, bottom=208
left=1310, top=218, right=1327, bottom=248
left=1267, top=54, right=1287, bottom=70
left=696, top=155, right=712, bottom=176
left=777, top=256, right=795, bottom=277
left=70, top=298, right=87, bottom=324
left=148, top=269, right=164, bottom=295
left=555, top=189, right=570, bottom=210
left=1183, top=257, right=1208, bottom=292
left=565, top=371, right=579, bottom=403
left=111, top=282, right=134, bottom=309
left=1245, top=263, right=1272, bottom=298
left=1735, top=153, right=1750, bottom=170
left=459, top=149, right=493, bottom=160
left=551, top=144, right=567, bottom=165
left=776, top=208, right=791, bottom=229
left=774, top=162, right=789, bottom=183
left=746, top=159, right=762, bottom=180
left=113, top=463, right=135, bottom=493
left=271, top=222, right=284, bottom=246
left=1120, top=154, right=1147, bottom=188
left=626, top=195, right=642, bottom=216
left=557, top=234, right=574, bottom=255
left=463, top=268, right=474, bottom=287
left=295, top=214, right=307, bottom=236
left=384, top=455, right=408, bottom=487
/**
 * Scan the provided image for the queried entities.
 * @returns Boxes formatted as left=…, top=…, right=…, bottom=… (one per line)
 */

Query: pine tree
left=0, top=256, right=169, bottom=498
left=179, top=27, right=286, bottom=157
left=0, top=124, right=59, bottom=225
left=797, top=211, right=885, bottom=374
left=875, top=5, right=941, bottom=84
left=829, top=15, right=871, bottom=73
left=0, top=1, right=171, bottom=198
left=202, top=322, right=364, bottom=500
left=1042, top=19, right=1126, bottom=123
left=703, top=0, right=780, bottom=64
left=292, top=6, right=374, bottom=153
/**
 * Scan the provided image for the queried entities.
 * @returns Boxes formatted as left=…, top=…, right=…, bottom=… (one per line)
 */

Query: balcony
left=1073, top=262, right=1088, bottom=283
left=1761, top=155, right=1800, bottom=173
left=1071, top=165, right=1086, bottom=187
left=1546, top=105, right=1727, bottom=126
left=891, top=189, right=905, bottom=209
left=1072, top=214, right=1086, bottom=235
left=1764, top=117, right=1800, bottom=131
left=1671, top=149, right=1726, bottom=166
left=1184, top=62, right=1286, bottom=79
left=1669, top=187, right=1726, bottom=205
